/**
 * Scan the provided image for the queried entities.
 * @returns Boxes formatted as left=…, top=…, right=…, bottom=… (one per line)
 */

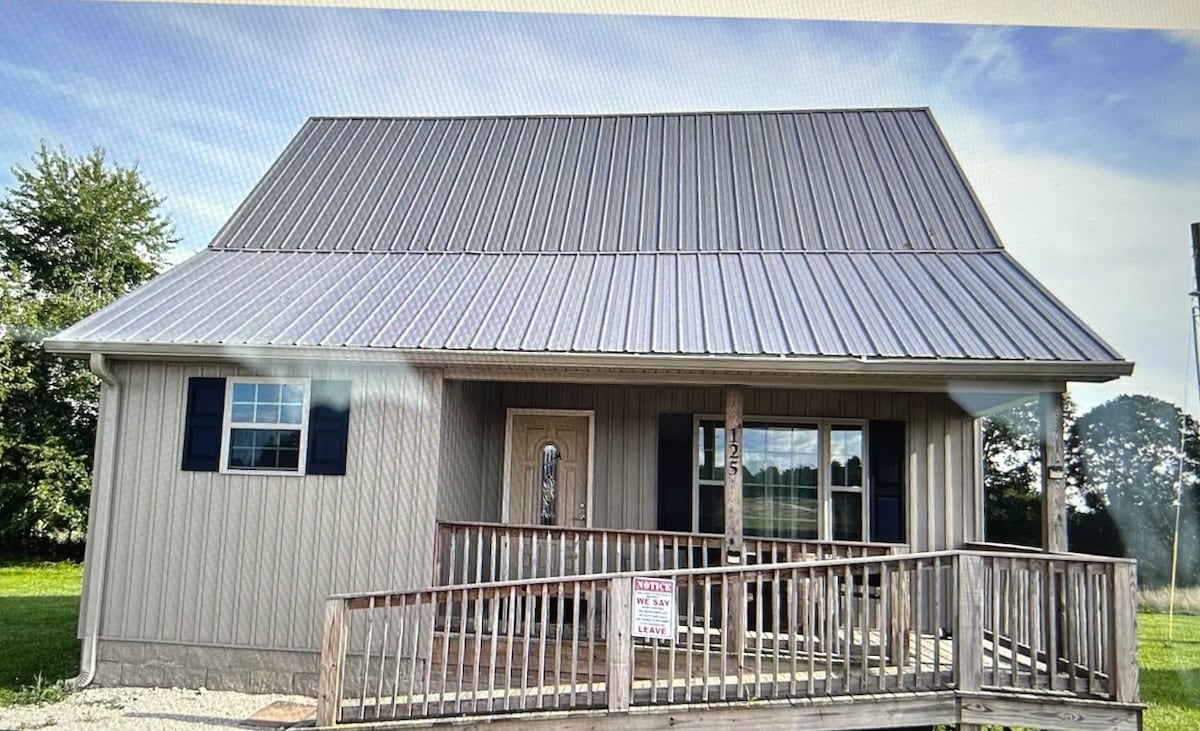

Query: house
left=47, top=110, right=1141, bottom=730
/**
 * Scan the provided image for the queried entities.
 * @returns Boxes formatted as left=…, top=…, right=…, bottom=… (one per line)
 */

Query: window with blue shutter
left=656, top=413, right=694, bottom=532
left=181, top=377, right=351, bottom=476
left=182, top=377, right=227, bottom=471
left=306, top=380, right=352, bottom=476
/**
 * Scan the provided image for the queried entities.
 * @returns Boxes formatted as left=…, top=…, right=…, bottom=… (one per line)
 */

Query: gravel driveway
left=0, top=686, right=316, bottom=730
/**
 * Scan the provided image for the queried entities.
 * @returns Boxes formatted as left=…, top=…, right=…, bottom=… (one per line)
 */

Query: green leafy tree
left=0, top=144, right=175, bottom=553
left=1071, top=395, right=1200, bottom=585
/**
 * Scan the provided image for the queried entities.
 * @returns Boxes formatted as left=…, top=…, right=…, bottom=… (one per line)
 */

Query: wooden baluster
left=388, top=595, right=407, bottom=718
left=502, top=585, right=517, bottom=711
left=570, top=581, right=581, bottom=708
left=805, top=565, right=816, bottom=696
left=375, top=597, right=391, bottom=718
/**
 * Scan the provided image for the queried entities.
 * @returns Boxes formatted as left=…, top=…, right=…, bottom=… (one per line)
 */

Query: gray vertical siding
left=94, top=360, right=443, bottom=652
left=95, top=369, right=980, bottom=659
left=438, top=380, right=503, bottom=523
left=493, top=383, right=981, bottom=552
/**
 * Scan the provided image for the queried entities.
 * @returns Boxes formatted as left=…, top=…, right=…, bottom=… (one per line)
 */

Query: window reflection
left=696, top=421, right=865, bottom=541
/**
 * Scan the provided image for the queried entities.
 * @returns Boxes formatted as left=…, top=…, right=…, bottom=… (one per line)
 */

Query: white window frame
left=219, top=377, right=311, bottom=476
left=692, top=415, right=869, bottom=542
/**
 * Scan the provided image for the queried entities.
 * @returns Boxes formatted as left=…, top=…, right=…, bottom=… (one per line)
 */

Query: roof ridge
left=306, top=107, right=934, bottom=123
left=203, top=247, right=1004, bottom=256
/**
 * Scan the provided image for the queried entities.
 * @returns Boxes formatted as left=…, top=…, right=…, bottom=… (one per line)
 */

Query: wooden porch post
left=316, top=598, right=347, bottom=727
left=1040, top=391, right=1068, bottom=554
left=724, top=388, right=746, bottom=661
left=607, top=576, right=633, bottom=712
left=724, top=388, right=744, bottom=563
left=1109, top=562, right=1140, bottom=703
left=955, top=553, right=984, bottom=731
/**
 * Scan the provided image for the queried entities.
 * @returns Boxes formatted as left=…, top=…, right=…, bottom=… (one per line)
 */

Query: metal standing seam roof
left=48, top=108, right=1130, bottom=374
left=208, top=110, right=1001, bottom=253
left=54, top=248, right=1123, bottom=363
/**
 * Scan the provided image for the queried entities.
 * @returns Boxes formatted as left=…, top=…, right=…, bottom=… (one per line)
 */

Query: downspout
left=66, top=353, right=121, bottom=690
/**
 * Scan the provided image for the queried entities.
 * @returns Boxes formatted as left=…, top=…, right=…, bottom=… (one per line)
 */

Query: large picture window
left=696, top=419, right=866, bottom=541
left=220, top=379, right=310, bottom=474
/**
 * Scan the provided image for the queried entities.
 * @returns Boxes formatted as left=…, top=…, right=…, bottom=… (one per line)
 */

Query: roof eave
left=42, top=340, right=1134, bottom=385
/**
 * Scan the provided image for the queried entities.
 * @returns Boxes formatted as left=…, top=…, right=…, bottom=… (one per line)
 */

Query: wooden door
left=505, top=413, right=591, bottom=528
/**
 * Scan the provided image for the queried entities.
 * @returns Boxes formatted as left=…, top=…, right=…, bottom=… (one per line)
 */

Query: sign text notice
left=631, top=577, right=676, bottom=640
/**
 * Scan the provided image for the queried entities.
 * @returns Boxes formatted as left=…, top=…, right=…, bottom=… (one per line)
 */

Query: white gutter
left=66, top=353, right=121, bottom=690
left=41, top=340, right=1136, bottom=383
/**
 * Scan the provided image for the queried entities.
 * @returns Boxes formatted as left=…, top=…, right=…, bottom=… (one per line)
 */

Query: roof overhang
left=44, top=339, right=1133, bottom=393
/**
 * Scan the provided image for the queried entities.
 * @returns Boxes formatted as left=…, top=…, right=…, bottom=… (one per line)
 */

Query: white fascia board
left=43, top=339, right=1134, bottom=385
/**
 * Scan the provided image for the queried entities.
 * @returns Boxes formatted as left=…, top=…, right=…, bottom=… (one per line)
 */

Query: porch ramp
left=316, top=525, right=1141, bottom=730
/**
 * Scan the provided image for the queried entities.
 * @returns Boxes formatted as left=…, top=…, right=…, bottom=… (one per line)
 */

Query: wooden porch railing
left=432, top=520, right=901, bottom=586
left=316, top=549, right=1138, bottom=726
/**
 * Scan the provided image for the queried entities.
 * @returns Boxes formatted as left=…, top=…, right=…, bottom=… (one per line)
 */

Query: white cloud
left=942, top=26, right=1026, bottom=86
left=1165, top=29, right=1200, bottom=54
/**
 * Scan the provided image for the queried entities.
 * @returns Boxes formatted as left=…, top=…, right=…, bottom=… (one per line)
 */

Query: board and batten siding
left=487, top=383, right=982, bottom=553
left=438, top=380, right=504, bottom=523
left=92, top=360, right=443, bottom=652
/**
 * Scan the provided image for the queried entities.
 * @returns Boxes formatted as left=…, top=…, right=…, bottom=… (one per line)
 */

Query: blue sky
left=2, top=1, right=1199, bottom=413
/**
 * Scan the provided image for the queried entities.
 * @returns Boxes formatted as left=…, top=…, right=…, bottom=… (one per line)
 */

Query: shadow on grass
left=1142, top=667, right=1200, bottom=704
left=0, top=595, right=80, bottom=694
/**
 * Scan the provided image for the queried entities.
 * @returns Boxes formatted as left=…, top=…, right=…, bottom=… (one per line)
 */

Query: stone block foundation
left=95, top=640, right=321, bottom=696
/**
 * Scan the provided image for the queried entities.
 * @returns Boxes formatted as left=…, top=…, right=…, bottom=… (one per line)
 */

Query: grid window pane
left=698, top=483, right=724, bottom=534
left=232, top=383, right=256, bottom=402
left=227, top=428, right=302, bottom=471
left=745, top=484, right=817, bottom=539
left=282, top=385, right=304, bottom=404
left=697, top=423, right=725, bottom=482
left=832, top=491, right=863, bottom=541
left=742, top=423, right=818, bottom=488
left=229, top=381, right=306, bottom=425
left=742, top=423, right=819, bottom=539
left=231, top=403, right=254, bottom=423
left=830, top=426, right=864, bottom=488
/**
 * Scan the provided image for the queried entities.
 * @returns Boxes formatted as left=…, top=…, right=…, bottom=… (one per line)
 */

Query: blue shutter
left=307, top=380, right=352, bottom=476
left=181, top=377, right=226, bottom=472
left=656, top=413, right=694, bottom=532
left=869, top=420, right=906, bottom=543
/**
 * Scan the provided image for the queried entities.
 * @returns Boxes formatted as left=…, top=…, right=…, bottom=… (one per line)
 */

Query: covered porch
left=316, top=375, right=1138, bottom=729
left=435, top=376, right=1008, bottom=555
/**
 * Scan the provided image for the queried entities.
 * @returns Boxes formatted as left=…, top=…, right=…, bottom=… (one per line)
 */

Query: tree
left=0, top=144, right=176, bottom=554
left=1071, top=395, right=1200, bottom=585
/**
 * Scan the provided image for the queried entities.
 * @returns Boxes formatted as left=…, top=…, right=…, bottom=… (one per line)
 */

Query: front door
left=505, top=412, right=591, bottom=528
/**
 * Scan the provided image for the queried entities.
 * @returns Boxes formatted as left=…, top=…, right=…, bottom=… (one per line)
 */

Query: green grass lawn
left=0, top=561, right=83, bottom=705
left=1140, top=612, right=1200, bottom=731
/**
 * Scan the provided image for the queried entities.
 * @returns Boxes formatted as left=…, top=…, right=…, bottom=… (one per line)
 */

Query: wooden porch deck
left=316, top=524, right=1141, bottom=730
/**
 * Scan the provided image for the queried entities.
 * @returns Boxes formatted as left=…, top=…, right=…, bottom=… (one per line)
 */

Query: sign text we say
left=631, top=576, right=676, bottom=640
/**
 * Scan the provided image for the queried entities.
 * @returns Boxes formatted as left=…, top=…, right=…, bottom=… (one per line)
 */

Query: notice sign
left=631, top=577, right=676, bottom=640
